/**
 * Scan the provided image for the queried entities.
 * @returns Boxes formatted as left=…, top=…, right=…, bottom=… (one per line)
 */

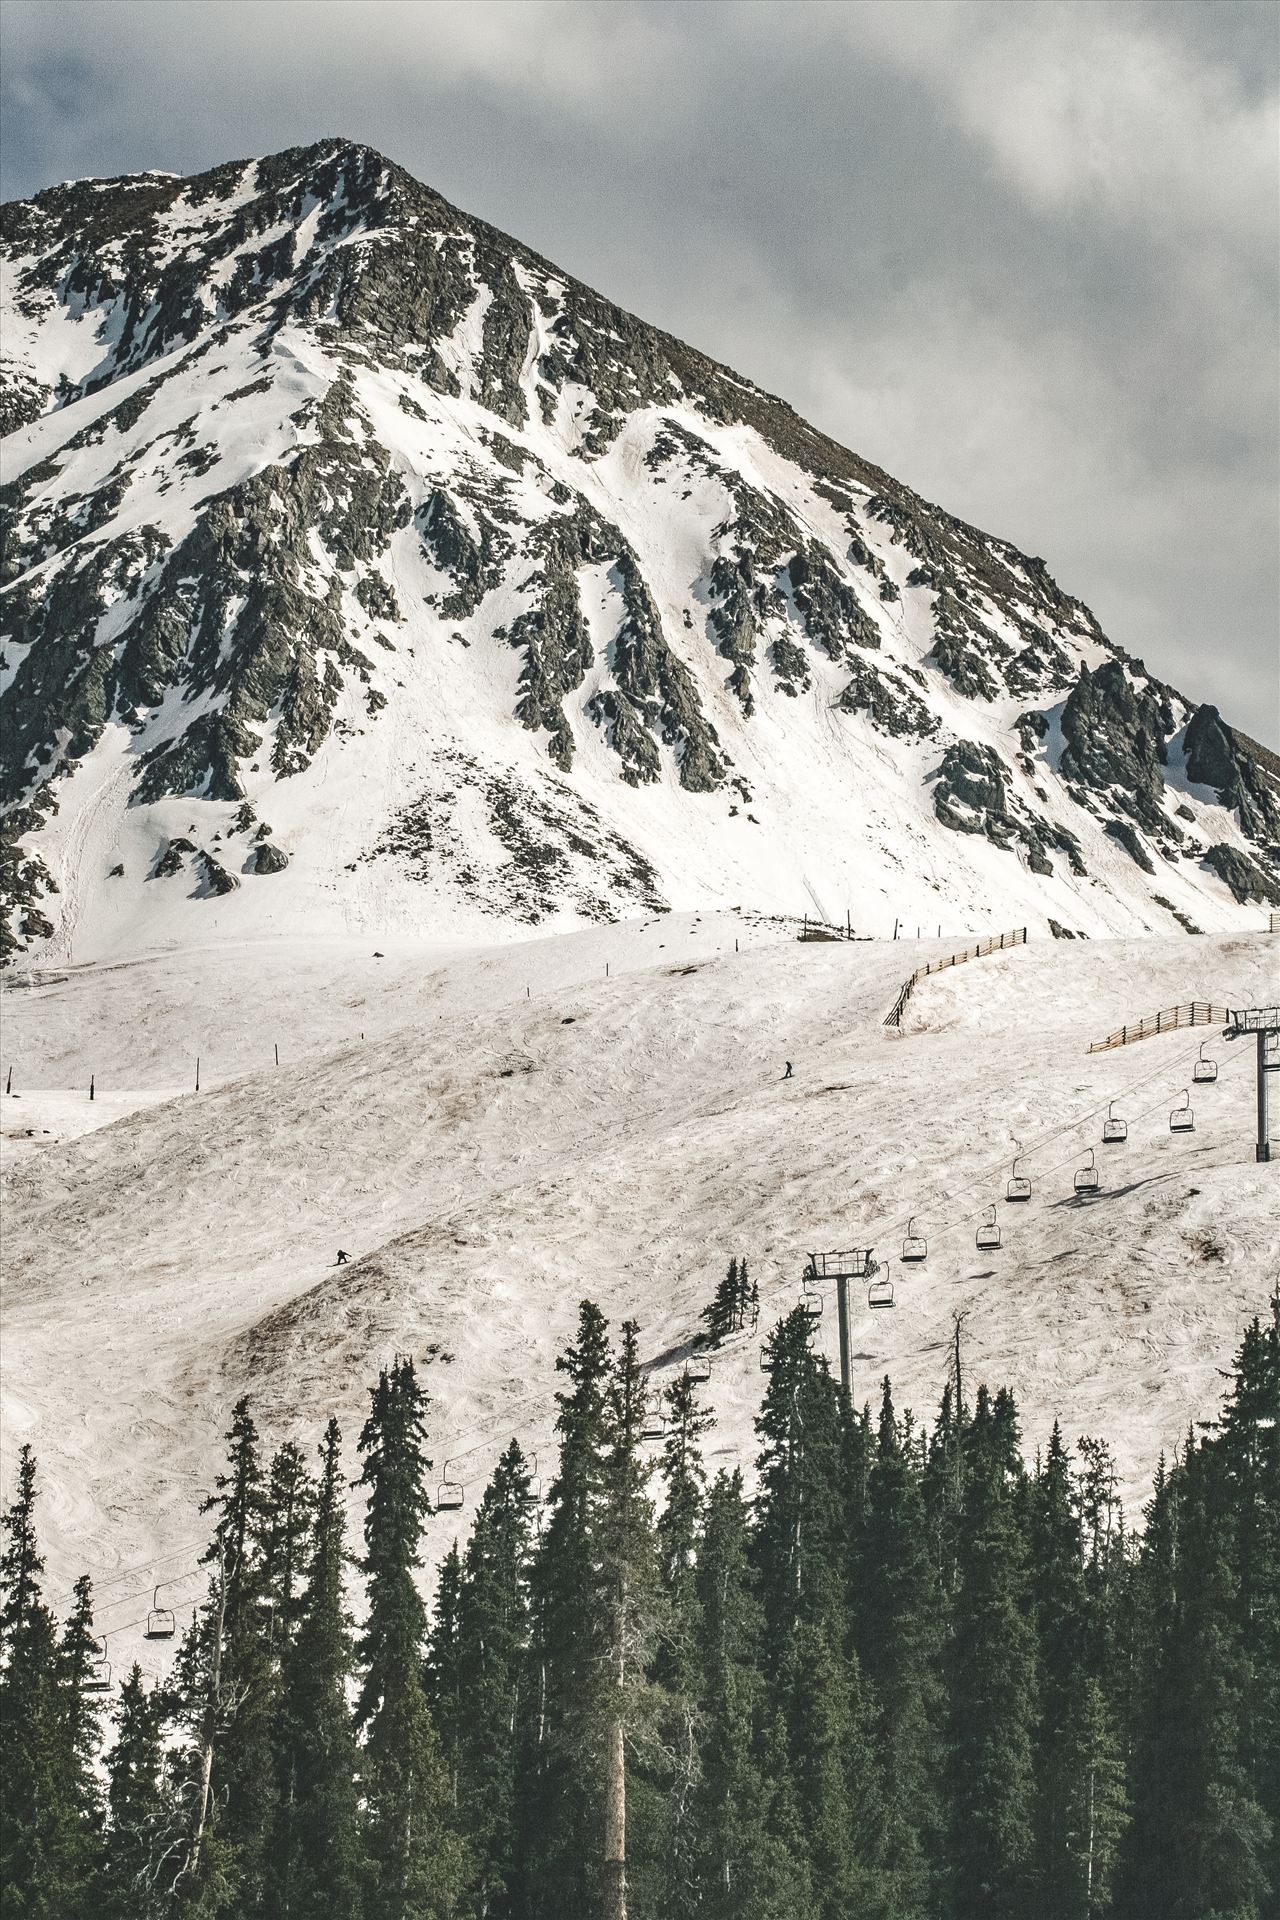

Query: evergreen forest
left=2, top=1287, right=1277, bottom=1920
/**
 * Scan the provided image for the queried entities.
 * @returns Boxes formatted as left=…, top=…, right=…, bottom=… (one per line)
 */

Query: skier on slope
left=783, top=1061, right=794, bottom=1079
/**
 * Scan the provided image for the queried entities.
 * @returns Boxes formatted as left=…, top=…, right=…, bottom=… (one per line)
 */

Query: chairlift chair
left=84, top=1644, right=111, bottom=1694
left=436, top=1460, right=465, bottom=1513
left=1006, top=1154, right=1032, bottom=1203
left=868, top=1277, right=895, bottom=1309
left=145, top=1586, right=176, bottom=1641
left=1102, top=1101, right=1128, bottom=1145
left=1169, top=1089, right=1195, bottom=1134
left=976, top=1205, right=1002, bottom=1252
left=519, top=1455, right=543, bottom=1507
left=1074, top=1148, right=1100, bottom=1195
left=641, top=1412, right=666, bottom=1443
left=900, top=1216, right=927, bottom=1264
left=801, top=1283, right=824, bottom=1321
left=1193, top=1042, right=1219, bottom=1085
left=685, top=1355, right=712, bottom=1387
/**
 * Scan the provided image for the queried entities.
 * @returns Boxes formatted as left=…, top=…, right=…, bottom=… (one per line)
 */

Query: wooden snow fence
left=883, top=928, right=1027, bottom=1029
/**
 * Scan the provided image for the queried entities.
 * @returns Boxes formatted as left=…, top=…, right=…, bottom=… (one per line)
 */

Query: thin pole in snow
left=846, top=909, right=851, bottom=939
left=526, top=986, right=530, bottom=999
left=735, top=938, right=739, bottom=953
left=195, top=1057, right=201, bottom=1093
left=893, top=918, right=900, bottom=940
left=89, top=1074, right=95, bottom=1102
left=4, top=1067, right=10, bottom=1095
left=606, top=961, right=609, bottom=977
left=274, top=1042, right=279, bottom=1066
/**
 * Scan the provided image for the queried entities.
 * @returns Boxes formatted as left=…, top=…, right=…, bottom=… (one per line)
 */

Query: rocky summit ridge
left=2, top=136, right=1277, bottom=960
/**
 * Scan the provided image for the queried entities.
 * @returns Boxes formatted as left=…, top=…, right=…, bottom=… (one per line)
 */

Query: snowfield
left=3, top=912, right=1277, bottom=1670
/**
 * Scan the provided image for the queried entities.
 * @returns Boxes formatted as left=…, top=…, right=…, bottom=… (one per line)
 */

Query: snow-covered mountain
left=3, top=136, right=1278, bottom=963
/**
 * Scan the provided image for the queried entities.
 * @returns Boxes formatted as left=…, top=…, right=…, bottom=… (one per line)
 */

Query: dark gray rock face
left=1104, top=819, right=1156, bottom=874
left=1183, top=705, right=1280, bottom=843
left=250, top=842, right=288, bottom=874
left=932, top=741, right=1086, bottom=877
left=1059, top=662, right=1173, bottom=833
left=1202, top=843, right=1280, bottom=905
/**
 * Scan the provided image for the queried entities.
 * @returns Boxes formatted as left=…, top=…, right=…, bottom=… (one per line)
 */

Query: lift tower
left=804, top=1249, right=878, bottom=1397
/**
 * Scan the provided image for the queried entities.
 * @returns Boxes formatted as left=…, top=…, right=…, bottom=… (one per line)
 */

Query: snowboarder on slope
left=336, top=1249, right=350, bottom=1266
left=783, top=1061, right=793, bottom=1079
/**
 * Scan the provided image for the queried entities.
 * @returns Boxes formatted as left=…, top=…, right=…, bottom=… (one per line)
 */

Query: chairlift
left=641, top=1411, right=666, bottom=1443
left=436, top=1459, right=465, bottom=1513
left=1006, top=1154, right=1032, bottom=1203
left=1169, top=1089, right=1195, bottom=1135
left=1192, top=1042, right=1218, bottom=1085
left=84, top=1642, right=111, bottom=1694
left=519, top=1454, right=543, bottom=1507
left=976, top=1205, right=1002, bottom=1252
left=145, top=1585, right=176, bottom=1641
left=1102, top=1101, right=1128, bottom=1145
left=900, top=1216, right=927, bottom=1264
left=1073, top=1148, right=1100, bottom=1195
left=685, top=1355, right=712, bottom=1387
left=868, top=1277, right=895, bottom=1309
left=801, top=1282, right=824, bottom=1321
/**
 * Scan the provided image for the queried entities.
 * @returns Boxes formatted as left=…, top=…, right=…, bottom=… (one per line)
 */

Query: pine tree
left=0, top=1448, right=100, bottom=1919
left=356, top=1357, right=465, bottom=1920
left=102, top=1665, right=168, bottom=1919
left=424, top=1544, right=464, bottom=1806
left=523, top=1301, right=615, bottom=1918
left=946, top=1386, right=1038, bottom=1920
left=701, top=1260, right=743, bottom=1348
left=858, top=1380, right=944, bottom=1918
left=1120, top=1421, right=1270, bottom=1918
left=598, top=1319, right=665, bottom=1920
left=1029, top=1423, right=1087, bottom=1916
left=652, top=1368, right=713, bottom=1918
left=267, top=1417, right=363, bottom=1920
left=183, top=1395, right=277, bottom=1913
left=452, top=1440, right=533, bottom=1920
left=689, top=1471, right=805, bottom=1920
left=260, top=1440, right=316, bottom=1656
left=752, top=1309, right=846, bottom=1659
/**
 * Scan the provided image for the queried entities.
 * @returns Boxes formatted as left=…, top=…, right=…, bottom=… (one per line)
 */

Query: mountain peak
left=2, top=142, right=1277, bottom=962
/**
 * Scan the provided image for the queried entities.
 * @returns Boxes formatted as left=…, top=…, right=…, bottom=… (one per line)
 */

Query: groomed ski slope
left=2, top=914, right=1277, bottom=1669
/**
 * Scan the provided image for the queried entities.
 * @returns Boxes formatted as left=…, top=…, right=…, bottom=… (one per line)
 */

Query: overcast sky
left=3, top=0, right=1277, bottom=742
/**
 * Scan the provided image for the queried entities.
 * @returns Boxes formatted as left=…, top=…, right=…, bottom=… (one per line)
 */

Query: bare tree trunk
left=602, top=1712, right=626, bottom=1920
left=189, top=1546, right=227, bottom=1880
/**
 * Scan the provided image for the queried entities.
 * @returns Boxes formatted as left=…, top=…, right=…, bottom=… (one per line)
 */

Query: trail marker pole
left=195, top=1057, right=200, bottom=1093
left=5, top=1067, right=11, bottom=1095
left=89, top=1074, right=94, bottom=1102
left=274, top=1043, right=279, bottom=1066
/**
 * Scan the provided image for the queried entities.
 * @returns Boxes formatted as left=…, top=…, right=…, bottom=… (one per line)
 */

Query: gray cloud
left=3, top=0, right=1276, bottom=741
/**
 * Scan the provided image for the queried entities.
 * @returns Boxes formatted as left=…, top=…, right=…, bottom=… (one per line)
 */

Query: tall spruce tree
left=689, top=1470, right=802, bottom=1920
left=356, top=1357, right=465, bottom=1920
left=0, top=1447, right=101, bottom=1920
left=267, top=1418, right=363, bottom=1920
left=451, top=1440, right=533, bottom=1920
left=102, top=1664, right=168, bottom=1920
left=651, top=1369, right=713, bottom=1919
left=752, top=1310, right=846, bottom=1658
left=523, top=1301, right=615, bottom=1918
left=858, top=1380, right=944, bottom=1918
left=946, top=1386, right=1038, bottom=1920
